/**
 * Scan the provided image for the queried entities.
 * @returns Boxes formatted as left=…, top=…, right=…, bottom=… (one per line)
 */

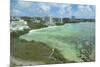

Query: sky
left=11, top=0, right=95, bottom=19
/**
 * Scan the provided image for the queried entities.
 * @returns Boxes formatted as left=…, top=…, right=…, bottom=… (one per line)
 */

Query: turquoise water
left=20, top=22, right=95, bottom=62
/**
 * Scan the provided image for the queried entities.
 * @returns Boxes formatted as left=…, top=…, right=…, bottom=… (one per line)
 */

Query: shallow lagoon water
left=20, top=22, right=95, bottom=62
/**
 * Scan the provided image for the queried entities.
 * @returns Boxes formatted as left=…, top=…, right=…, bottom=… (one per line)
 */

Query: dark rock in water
left=79, top=41, right=95, bottom=62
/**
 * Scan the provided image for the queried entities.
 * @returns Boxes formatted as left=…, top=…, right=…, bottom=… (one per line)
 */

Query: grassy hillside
left=11, top=37, right=76, bottom=65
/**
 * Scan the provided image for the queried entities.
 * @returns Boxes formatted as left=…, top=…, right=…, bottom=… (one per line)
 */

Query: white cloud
left=36, top=3, right=72, bottom=17
left=75, top=5, right=95, bottom=19
left=17, top=1, right=33, bottom=9
left=38, top=3, right=51, bottom=13
left=57, top=4, right=72, bottom=18
left=50, top=3, right=72, bottom=17
left=11, top=1, right=95, bottom=18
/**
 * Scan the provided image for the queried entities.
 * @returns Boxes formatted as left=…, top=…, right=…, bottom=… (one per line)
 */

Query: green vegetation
left=27, top=22, right=48, bottom=29
left=53, top=49, right=76, bottom=63
left=11, top=37, right=76, bottom=64
left=10, top=63, right=16, bottom=67
left=55, top=23, right=64, bottom=26
left=10, top=28, right=30, bottom=38
left=11, top=38, right=54, bottom=63
left=22, top=18, right=48, bottom=29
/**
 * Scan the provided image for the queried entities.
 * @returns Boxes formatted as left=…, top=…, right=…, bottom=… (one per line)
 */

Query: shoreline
left=29, top=26, right=59, bottom=33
